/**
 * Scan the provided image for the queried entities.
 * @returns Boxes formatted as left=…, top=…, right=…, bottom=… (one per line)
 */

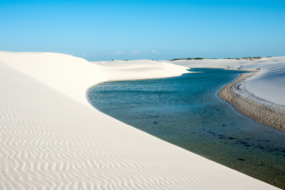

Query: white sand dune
left=0, top=52, right=279, bottom=189
left=170, top=57, right=285, bottom=106
left=243, top=58, right=285, bottom=106
left=93, top=59, right=191, bottom=81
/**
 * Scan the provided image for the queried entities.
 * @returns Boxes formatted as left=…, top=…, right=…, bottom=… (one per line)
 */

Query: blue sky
left=0, top=0, right=285, bottom=61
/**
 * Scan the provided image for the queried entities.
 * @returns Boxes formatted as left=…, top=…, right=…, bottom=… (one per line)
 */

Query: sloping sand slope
left=0, top=52, right=279, bottom=189
left=243, top=58, right=285, bottom=106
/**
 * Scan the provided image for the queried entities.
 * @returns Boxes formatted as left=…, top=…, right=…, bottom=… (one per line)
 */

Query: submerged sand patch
left=218, top=72, right=285, bottom=132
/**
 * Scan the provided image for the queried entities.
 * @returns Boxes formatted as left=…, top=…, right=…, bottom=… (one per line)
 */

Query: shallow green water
left=87, top=68, right=285, bottom=189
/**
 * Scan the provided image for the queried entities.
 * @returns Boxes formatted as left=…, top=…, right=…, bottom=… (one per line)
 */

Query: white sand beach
left=0, top=52, right=281, bottom=189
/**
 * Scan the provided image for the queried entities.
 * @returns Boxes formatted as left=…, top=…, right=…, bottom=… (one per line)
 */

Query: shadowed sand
left=218, top=73, right=285, bottom=132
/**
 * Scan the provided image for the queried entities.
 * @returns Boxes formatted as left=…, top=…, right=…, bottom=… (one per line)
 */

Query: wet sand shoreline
left=218, top=72, right=285, bottom=132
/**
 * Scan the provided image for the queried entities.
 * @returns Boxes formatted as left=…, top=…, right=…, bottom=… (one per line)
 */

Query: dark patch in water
left=237, top=158, right=246, bottom=161
left=218, top=135, right=227, bottom=139
left=207, top=131, right=215, bottom=136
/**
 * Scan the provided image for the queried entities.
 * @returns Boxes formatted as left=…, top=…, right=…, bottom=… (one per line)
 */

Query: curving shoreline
left=218, top=72, right=285, bottom=132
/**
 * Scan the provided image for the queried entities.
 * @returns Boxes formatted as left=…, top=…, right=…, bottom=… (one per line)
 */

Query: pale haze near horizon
left=0, top=0, right=284, bottom=61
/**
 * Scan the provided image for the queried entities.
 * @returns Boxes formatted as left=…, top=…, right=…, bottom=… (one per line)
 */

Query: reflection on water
left=87, top=68, right=285, bottom=189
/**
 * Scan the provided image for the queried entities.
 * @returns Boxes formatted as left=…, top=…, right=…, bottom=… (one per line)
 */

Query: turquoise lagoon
left=87, top=68, right=285, bottom=188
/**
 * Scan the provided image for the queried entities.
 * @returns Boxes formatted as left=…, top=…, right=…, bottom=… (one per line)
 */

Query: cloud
left=131, top=50, right=140, bottom=55
left=152, top=50, right=157, bottom=54
left=113, top=51, right=125, bottom=55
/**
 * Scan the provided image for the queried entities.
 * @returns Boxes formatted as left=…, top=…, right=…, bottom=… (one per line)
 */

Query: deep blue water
left=87, top=68, right=285, bottom=188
